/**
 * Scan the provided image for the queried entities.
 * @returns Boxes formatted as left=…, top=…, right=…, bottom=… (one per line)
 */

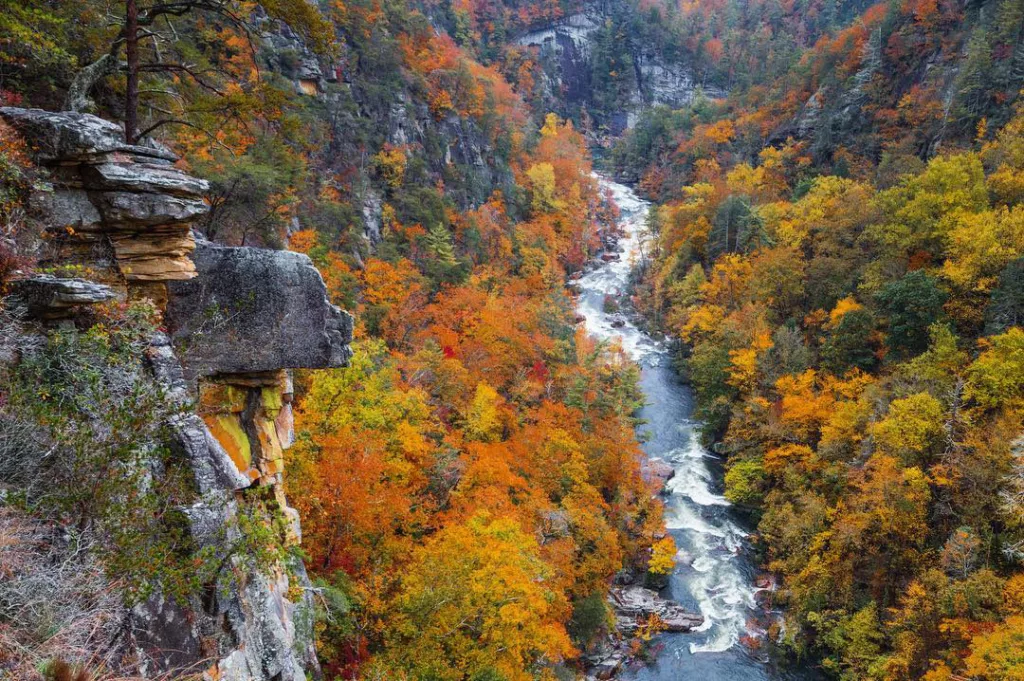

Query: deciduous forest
left=0, top=0, right=1022, bottom=680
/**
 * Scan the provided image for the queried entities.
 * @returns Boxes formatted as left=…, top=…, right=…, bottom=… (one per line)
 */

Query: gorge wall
left=1, top=107, right=352, bottom=681
left=513, top=2, right=726, bottom=136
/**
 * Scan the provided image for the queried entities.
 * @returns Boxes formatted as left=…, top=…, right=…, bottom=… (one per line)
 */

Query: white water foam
left=578, top=174, right=763, bottom=660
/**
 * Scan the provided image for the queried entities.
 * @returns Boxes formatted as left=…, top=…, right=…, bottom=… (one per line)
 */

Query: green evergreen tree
left=876, top=271, right=948, bottom=358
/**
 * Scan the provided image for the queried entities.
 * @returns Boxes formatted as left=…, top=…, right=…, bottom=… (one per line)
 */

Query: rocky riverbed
left=575, top=176, right=812, bottom=681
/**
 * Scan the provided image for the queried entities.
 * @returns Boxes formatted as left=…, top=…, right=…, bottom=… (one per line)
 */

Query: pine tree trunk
left=125, top=0, right=140, bottom=144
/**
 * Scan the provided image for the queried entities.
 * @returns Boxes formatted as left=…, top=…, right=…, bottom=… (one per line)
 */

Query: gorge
left=2, top=0, right=1023, bottom=680
left=580, top=176, right=807, bottom=680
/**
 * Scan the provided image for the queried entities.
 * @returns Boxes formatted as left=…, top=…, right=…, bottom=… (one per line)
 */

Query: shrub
left=2, top=302, right=294, bottom=611
left=724, top=457, right=767, bottom=506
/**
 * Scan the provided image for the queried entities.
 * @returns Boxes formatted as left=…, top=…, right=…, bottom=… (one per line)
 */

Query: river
left=576, top=176, right=806, bottom=681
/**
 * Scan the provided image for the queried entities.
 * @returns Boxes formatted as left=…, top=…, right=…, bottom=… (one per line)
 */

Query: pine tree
left=425, top=223, right=458, bottom=267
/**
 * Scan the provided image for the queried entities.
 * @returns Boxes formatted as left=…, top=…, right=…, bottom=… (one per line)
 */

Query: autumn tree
left=876, top=271, right=948, bottom=359
left=374, top=513, right=574, bottom=681
left=64, top=0, right=333, bottom=143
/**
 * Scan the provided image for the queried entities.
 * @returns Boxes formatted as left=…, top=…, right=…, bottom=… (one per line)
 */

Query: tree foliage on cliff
left=285, top=113, right=660, bottom=679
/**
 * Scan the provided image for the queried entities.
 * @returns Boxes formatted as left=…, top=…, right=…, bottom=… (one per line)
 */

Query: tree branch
left=133, top=118, right=231, bottom=151
left=64, top=51, right=122, bottom=112
left=138, top=62, right=226, bottom=94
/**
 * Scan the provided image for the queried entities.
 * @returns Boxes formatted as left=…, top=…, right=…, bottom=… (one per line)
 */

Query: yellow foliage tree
left=648, top=536, right=677, bottom=576
left=465, top=382, right=504, bottom=442
left=527, top=162, right=563, bottom=213
left=872, top=392, right=946, bottom=465
left=963, top=616, right=1024, bottom=681
left=381, top=512, right=575, bottom=681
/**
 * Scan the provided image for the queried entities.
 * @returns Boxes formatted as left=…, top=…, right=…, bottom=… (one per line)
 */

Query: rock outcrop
left=514, top=7, right=726, bottom=134
left=640, top=457, right=675, bottom=495
left=0, top=107, right=204, bottom=293
left=580, top=586, right=703, bottom=680
left=2, top=107, right=350, bottom=681
left=144, top=334, right=321, bottom=681
left=608, top=586, right=704, bottom=633
left=8, top=275, right=116, bottom=319
left=166, top=240, right=353, bottom=381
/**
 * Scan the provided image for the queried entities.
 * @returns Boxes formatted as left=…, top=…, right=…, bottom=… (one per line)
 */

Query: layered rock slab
left=166, top=240, right=353, bottom=381
left=8, top=275, right=116, bottom=318
left=0, top=107, right=206, bottom=289
left=609, top=586, right=704, bottom=633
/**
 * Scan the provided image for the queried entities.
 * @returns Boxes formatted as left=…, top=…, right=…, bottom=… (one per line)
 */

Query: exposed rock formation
left=580, top=586, right=704, bottom=680
left=640, top=457, right=675, bottom=495
left=2, top=108, right=350, bottom=681
left=608, top=586, right=704, bottom=633
left=166, top=240, right=353, bottom=381
left=261, top=17, right=340, bottom=96
left=515, top=8, right=726, bottom=134
left=145, top=335, right=321, bottom=681
left=8, top=275, right=116, bottom=319
left=0, top=107, right=177, bottom=164
left=0, top=107, right=204, bottom=291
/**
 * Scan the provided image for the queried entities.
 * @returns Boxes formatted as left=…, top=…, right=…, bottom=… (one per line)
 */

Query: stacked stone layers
left=0, top=107, right=205, bottom=290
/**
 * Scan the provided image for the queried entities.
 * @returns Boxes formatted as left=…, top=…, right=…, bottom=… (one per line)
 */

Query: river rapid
left=576, top=176, right=808, bottom=681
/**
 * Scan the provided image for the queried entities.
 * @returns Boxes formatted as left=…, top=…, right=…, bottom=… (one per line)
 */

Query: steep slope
left=612, top=0, right=1024, bottom=191
left=609, top=0, right=1024, bottom=678
left=510, top=3, right=726, bottom=135
left=0, top=107, right=352, bottom=681
left=0, top=2, right=676, bottom=681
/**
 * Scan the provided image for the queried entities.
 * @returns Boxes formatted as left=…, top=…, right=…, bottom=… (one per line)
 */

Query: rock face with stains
left=144, top=336, right=324, bottom=681
left=3, top=107, right=351, bottom=681
left=513, top=7, right=727, bottom=135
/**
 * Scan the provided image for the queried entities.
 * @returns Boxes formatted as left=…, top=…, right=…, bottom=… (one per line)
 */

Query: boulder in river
left=583, top=648, right=625, bottom=680
left=641, top=457, right=675, bottom=495
left=609, top=586, right=704, bottom=633
left=642, top=457, right=675, bottom=483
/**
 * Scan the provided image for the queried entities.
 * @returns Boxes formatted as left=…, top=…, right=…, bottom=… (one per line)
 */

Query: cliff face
left=1, top=107, right=352, bottom=681
left=514, top=4, right=725, bottom=135
left=1, top=107, right=204, bottom=295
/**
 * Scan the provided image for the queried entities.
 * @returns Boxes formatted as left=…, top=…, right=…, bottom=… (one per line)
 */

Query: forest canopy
left=1, top=0, right=1023, bottom=679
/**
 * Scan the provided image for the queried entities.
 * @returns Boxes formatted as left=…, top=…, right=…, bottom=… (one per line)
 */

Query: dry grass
left=0, top=506, right=130, bottom=680
left=0, top=507, right=208, bottom=681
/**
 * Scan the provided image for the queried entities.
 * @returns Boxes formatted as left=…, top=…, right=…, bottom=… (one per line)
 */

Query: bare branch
left=64, top=51, right=121, bottom=112
left=138, top=62, right=226, bottom=94
left=133, top=118, right=233, bottom=153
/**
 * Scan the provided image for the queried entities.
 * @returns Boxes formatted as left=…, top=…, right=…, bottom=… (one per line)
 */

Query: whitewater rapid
left=576, top=177, right=801, bottom=680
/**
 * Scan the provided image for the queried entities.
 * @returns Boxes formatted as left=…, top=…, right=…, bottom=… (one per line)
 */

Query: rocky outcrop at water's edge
left=582, top=585, right=704, bottom=679
left=610, top=586, right=704, bottom=634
